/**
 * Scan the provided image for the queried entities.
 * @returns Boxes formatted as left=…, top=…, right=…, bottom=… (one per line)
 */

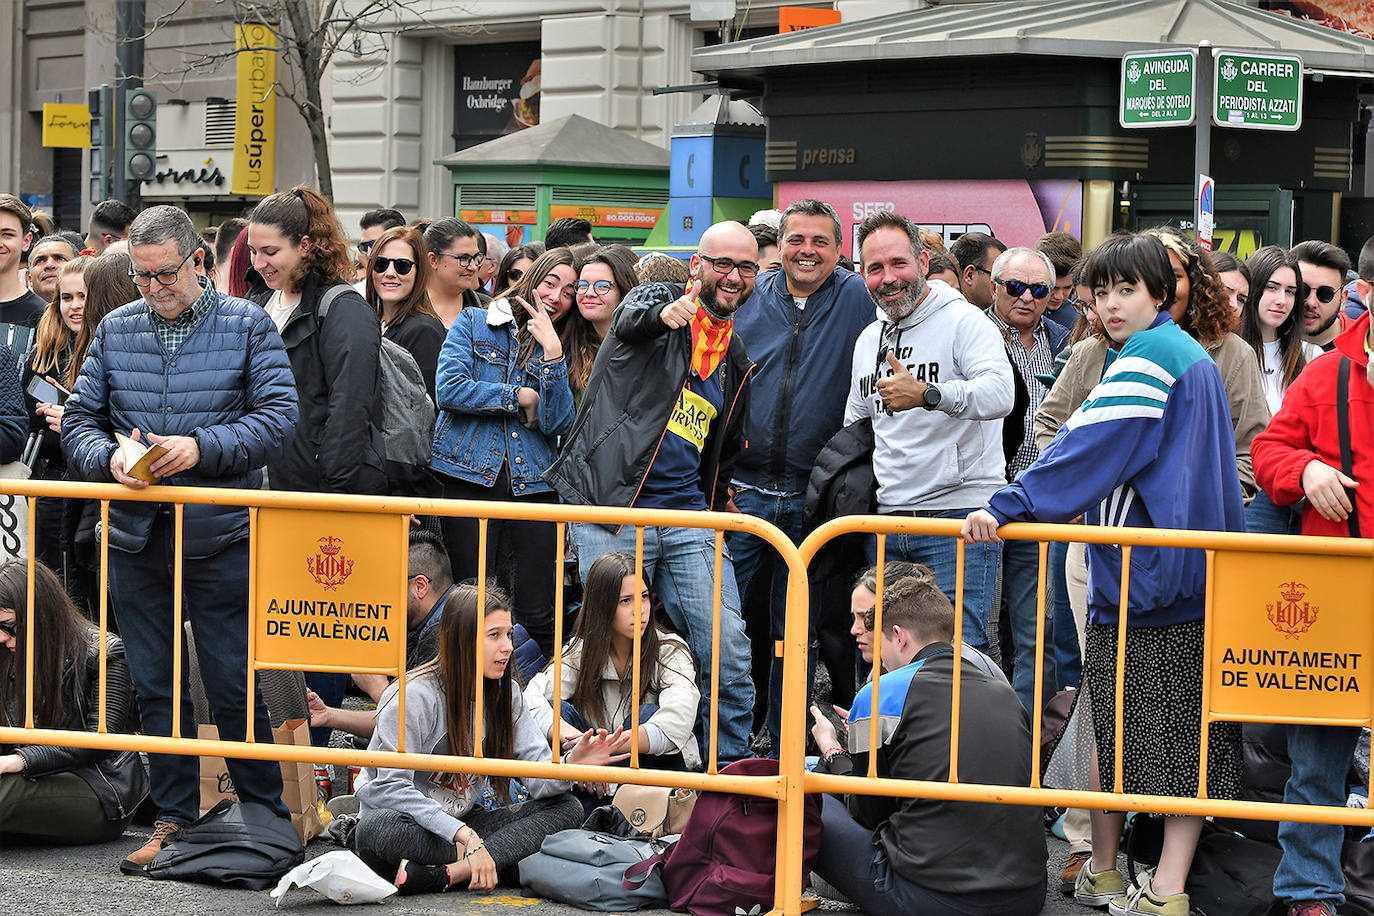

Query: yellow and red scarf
left=688, top=289, right=734, bottom=380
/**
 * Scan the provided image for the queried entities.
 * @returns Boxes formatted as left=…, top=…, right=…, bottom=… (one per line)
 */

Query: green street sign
left=1120, top=49, right=1196, bottom=129
left=1213, top=50, right=1303, bottom=131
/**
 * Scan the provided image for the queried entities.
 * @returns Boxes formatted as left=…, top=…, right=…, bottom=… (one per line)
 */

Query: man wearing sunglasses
left=986, top=247, right=1071, bottom=714
left=547, top=220, right=760, bottom=764
left=1294, top=240, right=1353, bottom=351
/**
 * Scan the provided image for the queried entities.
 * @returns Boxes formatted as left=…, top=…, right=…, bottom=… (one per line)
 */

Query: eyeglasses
left=358, top=239, right=377, bottom=254
left=996, top=278, right=1051, bottom=300
left=372, top=256, right=415, bottom=276
left=972, top=264, right=993, bottom=277
left=697, top=254, right=760, bottom=278
left=1302, top=283, right=1340, bottom=304
left=0, top=619, right=14, bottom=637
left=128, top=249, right=195, bottom=288
left=506, top=268, right=524, bottom=283
left=577, top=279, right=614, bottom=295
left=435, top=251, right=481, bottom=269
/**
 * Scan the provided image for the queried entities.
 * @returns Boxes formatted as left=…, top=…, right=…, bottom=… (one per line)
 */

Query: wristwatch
left=922, top=384, right=942, bottom=410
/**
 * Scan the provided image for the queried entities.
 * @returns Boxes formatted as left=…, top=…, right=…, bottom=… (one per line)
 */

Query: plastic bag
left=269, top=850, right=397, bottom=906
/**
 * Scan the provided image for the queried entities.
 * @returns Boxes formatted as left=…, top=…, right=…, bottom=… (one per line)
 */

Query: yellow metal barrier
left=4, top=478, right=1374, bottom=916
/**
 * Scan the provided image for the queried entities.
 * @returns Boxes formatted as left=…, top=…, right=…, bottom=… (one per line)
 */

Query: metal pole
left=114, top=0, right=146, bottom=208
left=1194, top=41, right=1212, bottom=237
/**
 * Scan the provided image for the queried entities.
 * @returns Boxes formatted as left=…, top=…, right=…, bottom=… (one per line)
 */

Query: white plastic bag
left=269, top=850, right=397, bottom=906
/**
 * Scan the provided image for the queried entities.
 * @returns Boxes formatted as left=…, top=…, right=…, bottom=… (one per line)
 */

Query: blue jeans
left=1050, top=540, right=1081, bottom=689
left=1000, top=538, right=1057, bottom=713
left=725, top=487, right=811, bottom=749
left=1245, top=490, right=1304, bottom=536
left=107, top=513, right=287, bottom=824
left=869, top=510, right=1001, bottom=653
left=814, top=794, right=1045, bottom=916
left=1274, top=724, right=1361, bottom=907
left=571, top=522, right=754, bottom=763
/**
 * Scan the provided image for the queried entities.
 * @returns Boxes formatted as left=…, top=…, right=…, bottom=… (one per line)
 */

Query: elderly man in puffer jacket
left=62, top=204, right=298, bottom=873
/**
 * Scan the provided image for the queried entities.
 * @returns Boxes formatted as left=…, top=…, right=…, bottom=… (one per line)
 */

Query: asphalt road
left=0, top=827, right=1091, bottom=914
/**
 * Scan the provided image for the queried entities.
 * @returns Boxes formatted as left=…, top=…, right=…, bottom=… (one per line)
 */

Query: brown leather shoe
left=122, top=819, right=182, bottom=870
left=1060, top=850, right=1091, bottom=894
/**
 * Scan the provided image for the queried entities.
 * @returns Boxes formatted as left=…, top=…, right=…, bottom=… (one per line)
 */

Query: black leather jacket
left=3, top=632, right=148, bottom=822
left=544, top=282, right=753, bottom=512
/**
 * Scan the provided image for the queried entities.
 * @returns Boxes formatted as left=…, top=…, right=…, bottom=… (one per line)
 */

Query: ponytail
left=249, top=185, right=355, bottom=290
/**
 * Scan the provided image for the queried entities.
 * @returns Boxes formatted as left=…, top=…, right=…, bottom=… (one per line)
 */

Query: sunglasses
left=506, top=268, right=524, bottom=283
left=577, top=279, right=614, bottom=295
left=0, top=619, right=13, bottom=637
left=358, top=239, right=377, bottom=254
left=997, top=278, right=1051, bottom=300
left=371, top=256, right=415, bottom=276
left=1302, top=283, right=1340, bottom=304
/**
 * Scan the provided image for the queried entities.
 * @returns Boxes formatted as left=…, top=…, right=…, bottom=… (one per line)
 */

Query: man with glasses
left=729, top=198, right=873, bottom=749
left=845, top=210, right=1013, bottom=667
left=950, top=231, right=1006, bottom=310
left=546, top=220, right=760, bottom=763
left=1293, top=240, right=1353, bottom=351
left=62, top=204, right=299, bottom=872
left=985, top=246, right=1070, bottom=714
left=358, top=208, right=405, bottom=256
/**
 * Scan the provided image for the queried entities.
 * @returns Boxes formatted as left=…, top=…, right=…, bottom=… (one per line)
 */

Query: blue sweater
left=986, top=315, right=1244, bottom=626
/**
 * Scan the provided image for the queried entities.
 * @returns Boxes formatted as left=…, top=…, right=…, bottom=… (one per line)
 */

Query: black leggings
left=353, top=794, right=584, bottom=882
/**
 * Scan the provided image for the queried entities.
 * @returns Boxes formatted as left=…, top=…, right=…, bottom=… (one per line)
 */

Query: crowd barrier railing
left=3, top=479, right=1374, bottom=916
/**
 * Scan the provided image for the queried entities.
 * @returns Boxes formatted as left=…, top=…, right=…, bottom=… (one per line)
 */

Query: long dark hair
left=71, top=251, right=139, bottom=389
left=1241, top=245, right=1309, bottom=393
left=493, top=246, right=580, bottom=369
left=363, top=226, right=436, bottom=326
left=566, top=552, right=676, bottom=725
left=495, top=243, right=545, bottom=294
left=412, top=583, right=516, bottom=801
left=249, top=186, right=355, bottom=290
left=565, top=245, right=638, bottom=398
left=0, top=560, right=94, bottom=728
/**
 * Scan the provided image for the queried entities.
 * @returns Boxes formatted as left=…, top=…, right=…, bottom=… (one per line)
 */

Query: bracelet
left=463, top=842, right=485, bottom=859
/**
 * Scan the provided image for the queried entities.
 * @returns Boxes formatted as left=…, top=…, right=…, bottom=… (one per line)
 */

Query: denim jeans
left=870, top=509, right=1002, bottom=653
left=572, top=522, right=754, bottom=763
left=1049, top=540, right=1081, bottom=689
left=725, top=487, right=811, bottom=748
left=107, top=513, right=286, bottom=824
left=1000, top=538, right=1057, bottom=713
left=1245, top=490, right=1304, bottom=537
left=1274, top=724, right=1362, bottom=907
left=814, top=794, right=1046, bottom=916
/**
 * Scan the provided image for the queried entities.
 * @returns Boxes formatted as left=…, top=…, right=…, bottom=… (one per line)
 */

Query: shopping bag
left=199, top=718, right=324, bottom=842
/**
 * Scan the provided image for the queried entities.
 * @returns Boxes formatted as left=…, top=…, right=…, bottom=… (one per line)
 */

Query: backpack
left=519, top=828, right=671, bottom=911
left=317, top=286, right=436, bottom=493
left=139, top=799, right=305, bottom=890
left=624, top=758, right=823, bottom=916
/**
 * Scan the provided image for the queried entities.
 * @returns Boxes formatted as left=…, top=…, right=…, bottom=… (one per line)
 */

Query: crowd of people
left=0, top=184, right=1369, bottom=916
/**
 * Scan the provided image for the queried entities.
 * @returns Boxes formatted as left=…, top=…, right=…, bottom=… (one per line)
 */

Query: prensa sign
left=1208, top=552, right=1374, bottom=724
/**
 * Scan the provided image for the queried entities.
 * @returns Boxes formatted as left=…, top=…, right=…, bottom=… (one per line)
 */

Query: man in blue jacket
left=63, top=205, right=299, bottom=871
left=728, top=198, right=872, bottom=745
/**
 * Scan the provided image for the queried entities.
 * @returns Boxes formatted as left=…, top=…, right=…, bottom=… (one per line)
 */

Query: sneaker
left=1107, top=876, right=1190, bottom=916
left=121, top=819, right=182, bottom=870
left=1288, top=903, right=1339, bottom=916
left=1060, top=850, right=1092, bottom=894
left=1074, top=860, right=1126, bottom=907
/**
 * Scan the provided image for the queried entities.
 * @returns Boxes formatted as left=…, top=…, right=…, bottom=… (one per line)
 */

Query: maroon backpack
left=623, top=758, right=823, bottom=916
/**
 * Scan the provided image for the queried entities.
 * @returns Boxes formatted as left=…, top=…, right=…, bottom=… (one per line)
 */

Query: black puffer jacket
left=251, top=270, right=386, bottom=494
left=3, top=632, right=148, bottom=822
left=544, top=282, right=753, bottom=511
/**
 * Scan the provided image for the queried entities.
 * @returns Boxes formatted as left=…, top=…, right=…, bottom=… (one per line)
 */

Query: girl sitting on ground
left=354, top=583, right=622, bottom=895
left=0, top=559, right=147, bottom=844
left=524, top=551, right=701, bottom=808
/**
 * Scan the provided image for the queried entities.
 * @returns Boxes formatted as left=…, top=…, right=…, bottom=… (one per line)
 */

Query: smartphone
left=25, top=374, right=66, bottom=405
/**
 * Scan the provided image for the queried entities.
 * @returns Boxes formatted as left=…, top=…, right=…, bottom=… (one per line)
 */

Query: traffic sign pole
left=1195, top=42, right=1212, bottom=250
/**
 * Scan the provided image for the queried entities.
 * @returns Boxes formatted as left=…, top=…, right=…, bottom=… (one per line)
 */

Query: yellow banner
left=1209, top=551, right=1374, bottom=723
left=232, top=23, right=276, bottom=196
left=254, top=508, right=408, bottom=672
left=41, top=103, right=91, bottom=148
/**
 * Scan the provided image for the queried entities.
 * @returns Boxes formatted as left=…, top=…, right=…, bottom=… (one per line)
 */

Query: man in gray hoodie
left=844, top=210, right=1014, bottom=653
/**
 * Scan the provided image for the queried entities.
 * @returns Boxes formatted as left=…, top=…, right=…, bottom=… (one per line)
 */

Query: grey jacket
left=357, top=670, right=570, bottom=843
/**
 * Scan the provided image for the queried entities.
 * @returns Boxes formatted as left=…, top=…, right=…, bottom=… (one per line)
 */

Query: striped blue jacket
left=986, top=314, right=1244, bottom=627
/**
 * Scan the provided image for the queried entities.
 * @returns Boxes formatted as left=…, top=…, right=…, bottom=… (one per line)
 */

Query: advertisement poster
left=453, top=42, right=541, bottom=151
left=232, top=23, right=276, bottom=196
left=778, top=179, right=1084, bottom=257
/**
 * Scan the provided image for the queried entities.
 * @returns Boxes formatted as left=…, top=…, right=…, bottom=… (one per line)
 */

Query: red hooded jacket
left=1252, top=311, right=1374, bottom=538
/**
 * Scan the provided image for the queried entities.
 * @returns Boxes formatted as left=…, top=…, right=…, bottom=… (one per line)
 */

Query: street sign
left=1120, top=49, right=1197, bottom=129
left=1213, top=50, right=1303, bottom=131
left=1198, top=174, right=1215, bottom=252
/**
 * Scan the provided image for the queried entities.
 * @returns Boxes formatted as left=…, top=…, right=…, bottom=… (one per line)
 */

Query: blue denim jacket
left=430, top=300, right=573, bottom=494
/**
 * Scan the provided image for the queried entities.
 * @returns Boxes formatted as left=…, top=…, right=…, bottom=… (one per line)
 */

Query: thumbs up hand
left=875, top=351, right=927, bottom=412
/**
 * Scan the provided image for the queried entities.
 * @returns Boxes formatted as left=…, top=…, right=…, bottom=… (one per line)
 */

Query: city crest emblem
left=307, top=536, right=354, bottom=591
left=1267, top=580, right=1318, bottom=640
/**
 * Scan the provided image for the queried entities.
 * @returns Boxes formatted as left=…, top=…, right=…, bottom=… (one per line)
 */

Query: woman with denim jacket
left=0, top=559, right=147, bottom=844
left=431, top=247, right=578, bottom=657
